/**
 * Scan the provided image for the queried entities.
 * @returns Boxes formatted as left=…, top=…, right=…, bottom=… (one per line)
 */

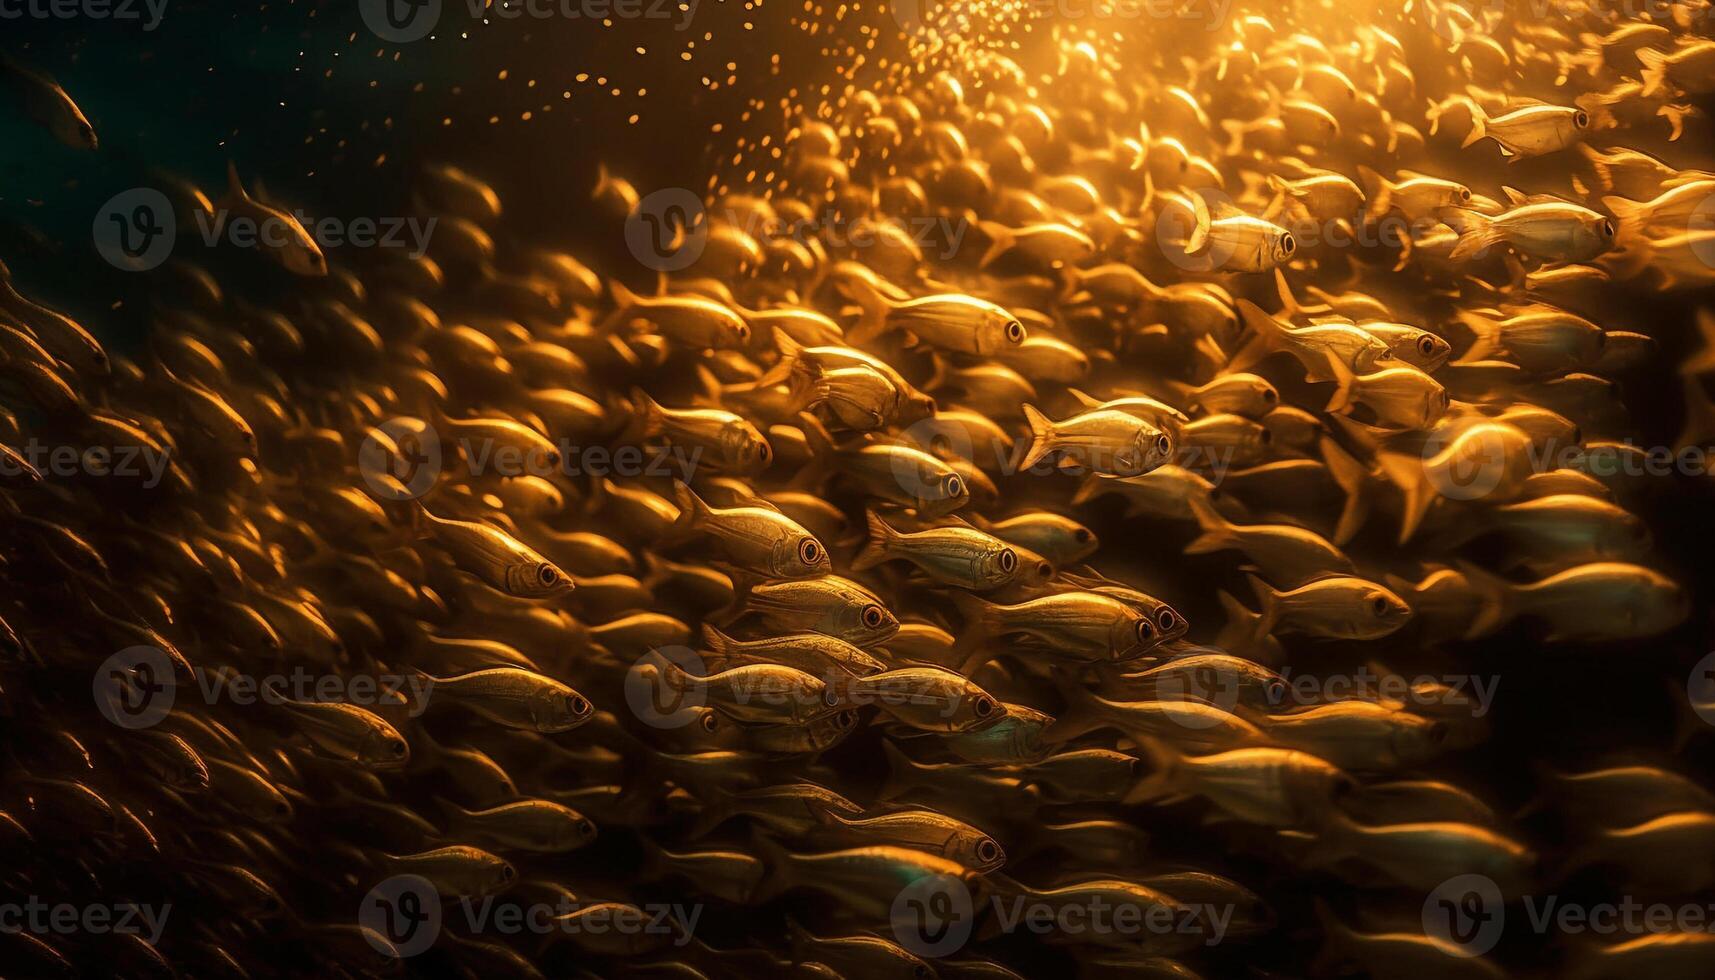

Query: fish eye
left=700, top=711, right=721, bottom=733
left=501, top=864, right=516, bottom=880
left=974, top=696, right=996, bottom=718
left=389, top=739, right=406, bottom=757
left=568, top=694, right=591, bottom=716
left=1074, top=528, right=1092, bottom=542
left=274, top=801, right=290, bottom=817
left=998, top=548, right=1017, bottom=573
left=1262, top=387, right=1278, bottom=404
left=1280, top=233, right=1295, bottom=254
left=1418, top=335, right=1437, bottom=356
left=1370, top=596, right=1390, bottom=616
left=976, top=838, right=1000, bottom=862
left=1136, top=618, right=1154, bottom=642
left=945, top=474, right=964, bottom=497
left=798, top=538, right=823, bottom=565
left=1601, top=219, right=1615, bottom=238
left=735, top=323, right=752, bottom=341
left=1157, top=609, right=1178, bottom=633
left=823, top=686, right=841, bottom=707
left=538, top=565, right=559, bottom=585
left=1574, top=110, right=1589, bottom=128
left=1257, top=427, right=1274, bottom=445
left=861, top=604, right=887, bottom=629
left=1155, top=434, right=1172, bottom=456
left=1459, top=187, right=1472, bottom=201
left=1005, top=320, right=1025, bottom=343
left=578, top=819, right=597, bottom=836
left=757, top=442, right=772, bottom=462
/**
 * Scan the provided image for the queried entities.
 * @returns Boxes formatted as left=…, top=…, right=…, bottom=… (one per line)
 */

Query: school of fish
left=4, top=0, right=1715, bottom=976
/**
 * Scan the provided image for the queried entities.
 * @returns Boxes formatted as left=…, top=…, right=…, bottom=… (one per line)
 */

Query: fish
left=0, top=57, right=96, bottom=149
left=217, top=164, right=327, bottom=276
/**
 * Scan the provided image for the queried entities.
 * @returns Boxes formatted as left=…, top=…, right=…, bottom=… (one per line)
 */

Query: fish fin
left=1183, top=491, right=1234, bottom=555
left=1601, top=194, right=1648, bottom=234
left=1065, top=387, right=1104, bottom=412
left=842, top=275, right=894, bottom=344
left=1636, top=46, right=1669, bottom=98
left=700, top=623, right=739, bottom=657
left=1458, top=97, right=1488, bottom=148
left=223, top=161, right=250, bottom=206
left=1576, top=143, right=1613, bottom=193
left=1454, top=560, right=1516, bottom=639
left=670, top=480, right=711, bottom=534
left=1439, top=207, right=1503, bottom=262
left=1355, top=164, right=1392, bottom=223
left=1215, top=588, right=1264, bottom=654
left=1273, top=268, right=1304, bottom=321
left=753, top=330, right=804, bottom=389
left=1122, top=737, right=1182, bottom=805
left=1018, top=403, right=1057, bottom=470
left=977, top=220, right=1016, bottom=269
left=851, top=510, right=899, bottom=572
left=950, top=590, right=1001, bottom=666
left=1320, top=439, right=1371, bottom=547
left=790, top=412, right=837, bottom=491
left=1373, top=451, right=1433, bottom=544
left=1454, top=309, right=1502, bottom=363
left=748, top=829, right=796, bottom=904
left=1323, top=351, right=1359, bottom=415
left=1042, top=671, right=1108, bottom=743
left=686, top=796, right=733, bottom=840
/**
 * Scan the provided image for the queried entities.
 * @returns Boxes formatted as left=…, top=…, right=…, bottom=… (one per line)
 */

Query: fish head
left=532, top=687, right=594, bottom=731
left=1270, top=228, right=1297, bottom=264
left=978, top=544, right=1020, bottom=587
left=953, top=687, right=1005, bottom=733
left=983, top=307, right=1028, bottom=354
left=1599, top=511, right=1654, bottom=557
left=1395, top=716, right=1449, bottom=766
left=565, top=813, right=600, bottom=849
left=852, top=600, right=901, bottom=644
left=357, top=726, right=412, bottom=770
left=1361, top=586, right=1414, bottom=632
left=505, top=560, right=573, bottom=597
left=723, top=420, right=772, bottom=473
left=774, top=533, right=832, bottom=577
left=948, top=829, right=1007, bottom=872
left=278, top=225, right=328, bottom=277
left=916, top=467, right=971, bottom=518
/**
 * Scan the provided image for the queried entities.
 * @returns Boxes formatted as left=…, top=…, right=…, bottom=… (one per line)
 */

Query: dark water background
left=4, top=5, right=1715, bottom=973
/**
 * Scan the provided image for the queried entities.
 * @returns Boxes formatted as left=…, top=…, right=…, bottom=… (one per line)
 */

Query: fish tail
left=851, top=510, right=899, bottom=572
left=754, top=331, right=806, bottom=389
left=842, top=275, right=895, bottom=344
left=1246, top=574, right=1280, bottom=637
left=1042, top=672, right=1108, bottom=743
left=1355, top=164, right=1392, bottom=223
left=1273, top=268, right=1305, bottom=321
left=686, top=796, right=733, bottom=839
left=1121, top=736, right=1182, bottom=805
left=700, top=623, right=740, bottom=657
left=628, top=386, right=665, bottom=440
left=1454, top=309, right=1502, bottom=363
left=1320, top=437, right=1371, bottom=546
left=1018, top=403, right=1057, bottom=470
left=1183, top=492, right=1234, bottom=555
left=1458, top=97, right=1488, bottom=148
left=670, top=480, right=710, bottom=535
left=1576, top=143, right=1614, bottom=193
left=222, top=161, right=248, bottom=208
left=1636, top=46, right=1669, bottom=97
left=1439, top=207, right=1502, bottom=262
left=1069, top=470, right=1107, bottom=508
left=1322, top=351, right=1360, bottom=415
left=1215, top=588, right=1265, bottom=653
left=1453, top=560, right=1516, bottom=639
left=1229, top=299, right=1285, bottom=374
left=789, top=412, right=836, bottom=491
left=950, top=591, right=999, bottom=671
left=1600, top=194, right=1648, bottom=234
left=976, top=220, right=1015, bottom=269
left=1373, top=450, right=1435, bottom=544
